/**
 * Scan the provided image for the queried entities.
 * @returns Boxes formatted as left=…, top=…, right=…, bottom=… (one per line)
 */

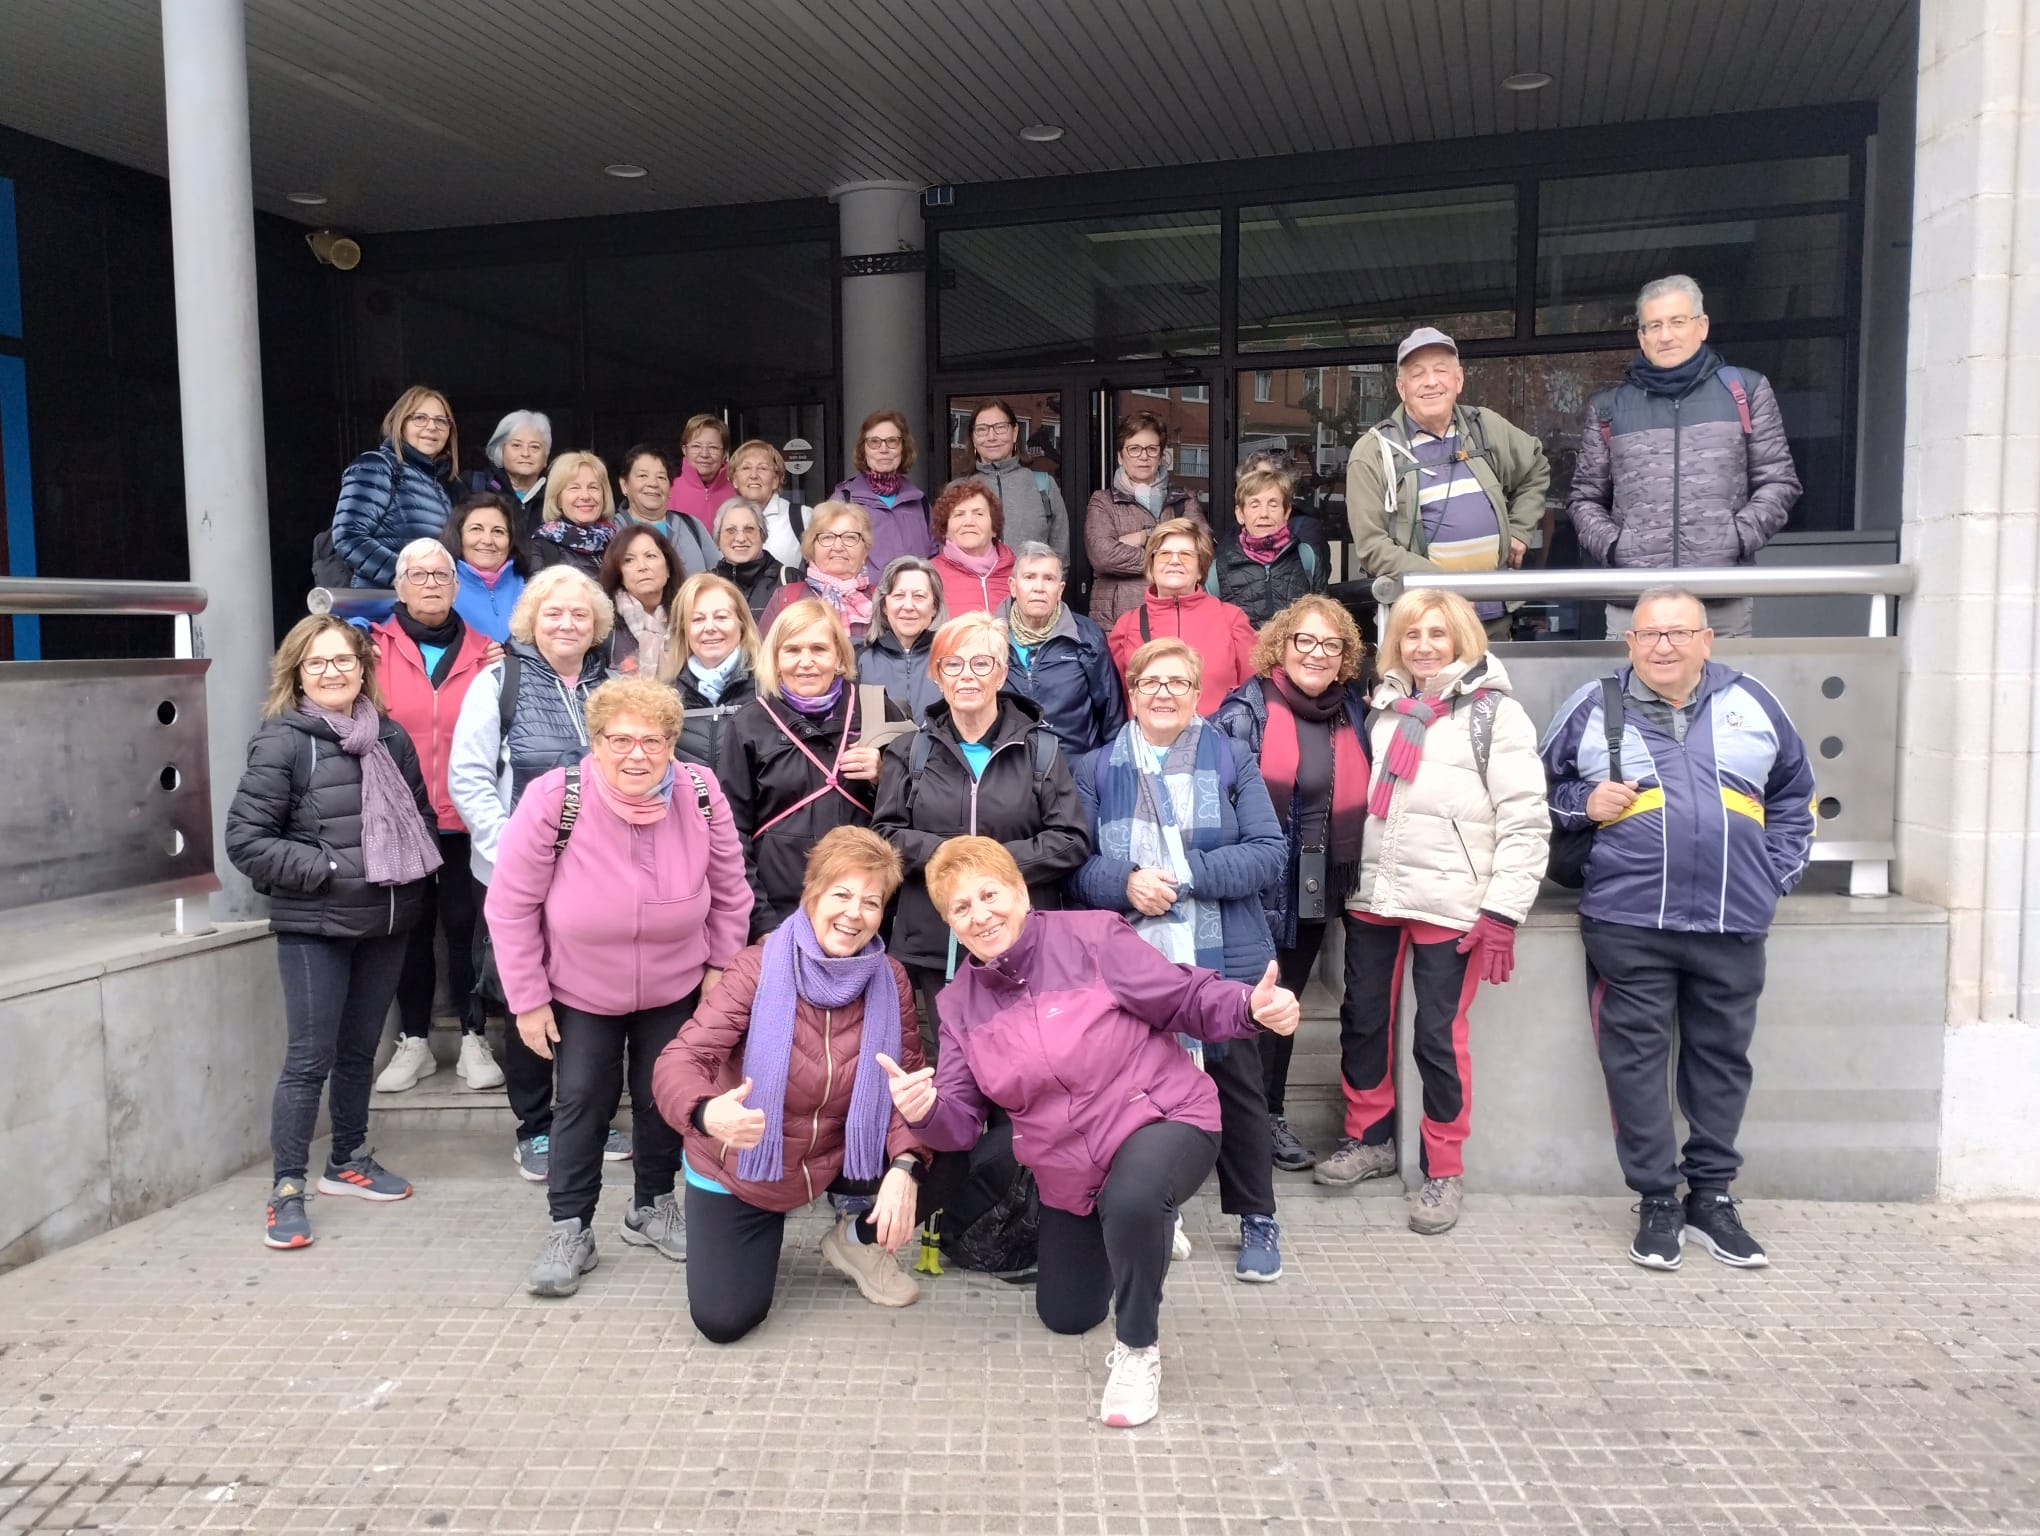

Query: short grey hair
left=1011, top=541, right=1062, bottom=573
left=1631, top=584, right=1708, bottom=624
left=394, top=537, right=456, bottom=586
left=712, top=496, right=761, bottom=541
left=1635, top=274, right=1704, bottom=319
left=486, top=410, right=554, bottom=469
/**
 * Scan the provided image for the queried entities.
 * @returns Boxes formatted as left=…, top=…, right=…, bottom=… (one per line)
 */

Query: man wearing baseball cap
left=1345, top=327, right=1551, bottom=639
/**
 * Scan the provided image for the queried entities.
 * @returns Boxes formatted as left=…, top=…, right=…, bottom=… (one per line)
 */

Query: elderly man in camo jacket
left=1568, top=275, right=1802, bottom=639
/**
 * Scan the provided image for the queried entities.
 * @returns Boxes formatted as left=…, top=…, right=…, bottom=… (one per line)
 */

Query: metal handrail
left=0, top=576, right=208, bottom=616
left=307, top=587, right=397, bottom=618
left=1370, top=564, right=1915, bottom=605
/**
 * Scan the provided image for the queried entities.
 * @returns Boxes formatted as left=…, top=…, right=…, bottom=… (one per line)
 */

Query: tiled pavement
left=3, top=1131, right=2038, bottom=1535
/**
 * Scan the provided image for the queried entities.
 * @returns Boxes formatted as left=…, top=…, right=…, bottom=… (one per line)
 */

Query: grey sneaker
left=1269, top=1115, right=1316, bottom=1171
left=1313, top=1137, right=1396, bottom=1187
left=513, top=1135, right=550, bottom=1183
left=527, top=1217, right=599, bottom=1297
left=316, top=1150, right=412, bottom=1202
left=603, top=1128, right=633, bottom=1162
left=1408, top=1175, right=1463, bottom=1235
left=620, top=1192, right=686, bottom=1263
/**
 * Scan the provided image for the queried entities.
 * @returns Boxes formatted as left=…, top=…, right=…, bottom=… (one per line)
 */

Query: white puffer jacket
left=1352, top=652, right=1551, bottom=928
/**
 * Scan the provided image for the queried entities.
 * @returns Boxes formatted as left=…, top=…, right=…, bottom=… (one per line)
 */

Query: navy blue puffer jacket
left=332, top=443, right=457, bottom=588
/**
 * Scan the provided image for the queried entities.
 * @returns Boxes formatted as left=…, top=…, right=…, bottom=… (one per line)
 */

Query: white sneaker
left=1170, top=1214, right=1191, bottom=1262
left=374, top=1035, right=436, bottom=1092
left=1099, top=1342, right=1162, bottom=1428
left=456, top=1033, right=505, bottom=1090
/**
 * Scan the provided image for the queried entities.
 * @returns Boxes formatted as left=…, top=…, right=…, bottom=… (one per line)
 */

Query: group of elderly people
left=249, top=390, right=1576, bottom=1431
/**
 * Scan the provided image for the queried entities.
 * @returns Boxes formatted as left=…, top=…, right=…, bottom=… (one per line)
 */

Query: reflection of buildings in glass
left=1127, top=386, right=1210, bottom=507
left=945, top=391, right=1062, bottom=482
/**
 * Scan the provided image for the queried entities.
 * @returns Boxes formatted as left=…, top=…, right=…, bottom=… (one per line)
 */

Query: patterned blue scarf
left=1091, top=718, right=1229, bottom=974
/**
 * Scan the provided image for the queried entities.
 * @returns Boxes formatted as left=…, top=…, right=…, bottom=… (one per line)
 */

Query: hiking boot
left=1629, top=1194, right=1685, bottom=1269
left=1684, top=1190, right=1769, bottom=1268
left=1313, top=1137, right=1396, bottom=1187
left=620, top=1192, right=686, bottom=1263
left=603, top=1128, right=633, bottom=1162
left=1170, top=1214, right=1191, bottom=1262
left=1409, top=1175, right=1463, bottom=1236
left=819, top=1216, right=920, bottom=1308
left=527, top=1217, right=598, bottom=1297
left=513, top=1135, right=549, bottom=1183
left=1269, top=1115, right=1315, bottom=1172
left=1235, top=1215, right=1282, bottom=1283
left=455, top=1033, right=504, bottom=1090
left=1099, top=1343, right=1162, bottom=1428
left=316, top=1150, right=412, bottom=1202
left=264, top=1179, right=312, bottom=1249
left=374, top=1035, right=436, bottom=1092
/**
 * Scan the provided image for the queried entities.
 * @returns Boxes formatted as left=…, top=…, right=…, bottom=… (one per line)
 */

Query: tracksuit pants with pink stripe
left=1337, top=912, right=1479, bottom=1178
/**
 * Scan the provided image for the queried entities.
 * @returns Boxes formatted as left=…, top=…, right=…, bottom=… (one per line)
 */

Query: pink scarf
left=865, top=470, right=905, bottom=498
left=1367, top=693, right=1451, bottom=818
left=942, top=539, right=1000, bottom=576
left=588, top=760, right=673, bottom=826
left=1239, top=525, right=1293, bottom=566
left=806, top=567, right=874, bottom=630
left=469, top=562, right=508, bottom=589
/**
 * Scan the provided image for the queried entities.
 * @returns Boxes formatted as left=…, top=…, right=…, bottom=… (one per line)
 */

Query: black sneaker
left=1628, top=1194, right=1684, bottom=1269
left=1269, top=1115, right=1316, bottom=1172
left=1683, top=1190, right=1769, bottom=1268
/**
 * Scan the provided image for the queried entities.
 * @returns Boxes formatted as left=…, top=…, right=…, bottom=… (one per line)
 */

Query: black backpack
left=1547, top=676, right=1627, bottom=889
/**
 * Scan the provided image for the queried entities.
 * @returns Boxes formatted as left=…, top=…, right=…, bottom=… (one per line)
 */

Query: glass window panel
left=351, top=263, right=573, bottom=402
left=944, top=391, right=1064, bottom=483
left=585, top=243, right=832, bottom=392
left=1236, top=365, right=1398, bottom=539
left=938, top=211, right=1220, bottom=367
left=1239, top=187, right=1516, bottom=352
left=1537, top=157, right=1850, bottom=334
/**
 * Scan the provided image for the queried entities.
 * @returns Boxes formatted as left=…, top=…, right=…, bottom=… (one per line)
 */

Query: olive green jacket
left=1344, top=405, right=1551, bottom=580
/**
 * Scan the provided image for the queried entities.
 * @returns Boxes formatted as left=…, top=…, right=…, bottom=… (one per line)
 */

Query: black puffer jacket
left=719, top=686, right=904, bottom=940
left=717, top=555, right=797, bottom=622
left=225, top=713, right=435, bottom=940
left=1211, top=514, right=1330, bottom=627
left=676, top=662, right=758, bottom=771
left=871, top=693, right=1089, bottom=971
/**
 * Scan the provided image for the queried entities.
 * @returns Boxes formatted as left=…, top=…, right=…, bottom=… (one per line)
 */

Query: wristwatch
left=889, top=1154, right=926, bottom=1182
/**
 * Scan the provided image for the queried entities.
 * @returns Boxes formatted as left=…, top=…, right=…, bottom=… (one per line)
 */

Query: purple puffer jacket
left=913, top=909, right=1260, bottom=1216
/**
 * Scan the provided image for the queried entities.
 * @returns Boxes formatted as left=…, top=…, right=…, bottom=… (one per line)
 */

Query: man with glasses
left=1569, top=275, right=1803, bottom=639
left=1540, top=586, right=1814, bottom=1272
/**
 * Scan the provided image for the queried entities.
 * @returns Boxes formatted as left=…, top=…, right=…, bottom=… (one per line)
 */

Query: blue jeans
left=271, top=932, right=408, bottom=1182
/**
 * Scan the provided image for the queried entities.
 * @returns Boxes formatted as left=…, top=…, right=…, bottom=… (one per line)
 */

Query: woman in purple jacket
left=878, top=836, right=1300, bottom=1431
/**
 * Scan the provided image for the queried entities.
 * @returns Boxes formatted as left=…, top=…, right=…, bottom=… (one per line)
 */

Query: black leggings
left=547, top=991, right=696, bottom=1225
left=1036, top=1119, right=1219, bottom=1349
left=1262, top=919, right=1328, bottom=1114
left=1205, top=1037, right=1276, bottom=1217
left=475, top=876, right=554, bottom=1140
left=397, top=832, right=480, bottom=1037
left=687, top=1157, right=964, bottom=1344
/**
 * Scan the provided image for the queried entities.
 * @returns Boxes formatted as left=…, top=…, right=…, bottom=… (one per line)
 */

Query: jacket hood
left=1373, top=651, right=1517, bottom=704
left=920, top=690, right=1046, bottom=749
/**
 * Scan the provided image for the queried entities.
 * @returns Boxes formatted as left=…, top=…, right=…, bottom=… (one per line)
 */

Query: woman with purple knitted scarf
left=653, top=828, right=943, bottom=1342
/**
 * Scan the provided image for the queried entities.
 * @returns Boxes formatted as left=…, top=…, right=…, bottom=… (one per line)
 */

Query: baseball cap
left=1395, top=326, right=1458, bottom=365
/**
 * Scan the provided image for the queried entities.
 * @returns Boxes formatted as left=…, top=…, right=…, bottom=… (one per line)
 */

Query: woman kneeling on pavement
left=484, top=677, right=753, bottom=1296
left=883, top=837, right=1301, bottom=1429
left=653, top=828, right=940, bottom=1341
left=1320, top=589, right=1549, bottom=1235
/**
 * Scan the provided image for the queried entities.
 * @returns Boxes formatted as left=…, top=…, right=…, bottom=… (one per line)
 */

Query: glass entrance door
left=1087, top=378, right=1219, bottom=529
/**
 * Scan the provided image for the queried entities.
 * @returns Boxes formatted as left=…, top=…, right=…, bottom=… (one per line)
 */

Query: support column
left=1897, top=0, right=2040, bottom=1196
left=161, top=0, right=272, bottom=918
left=830, top=181, right=926, bottom=484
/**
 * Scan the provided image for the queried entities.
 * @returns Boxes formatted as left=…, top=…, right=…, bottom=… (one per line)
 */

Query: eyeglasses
left=1289, top=633, right=1346, bottom=658
left=1122, top=443, right=1163, bottom=458
left=598, top=732, right=671, bottom=757
left=863, top=434, right=904, bottom=449
left=1132, top=676, right=1194, bottom=698
left=1637, top=316, right=1700, bottom=338
left=972, top=422, right=1016, bottom=437
left=1629, top=627, right=1704, bottom=648
left=406, top=413, right=452, bottom=429
left=401, top=569, right=454, bottom=587
left=301, top=655, right=361, bottom=677
left=1154, top=546, right=1197, bottom=563
left=815, top=530, right=868, bottom=548
left=938, top=654, right=1000, bottom=678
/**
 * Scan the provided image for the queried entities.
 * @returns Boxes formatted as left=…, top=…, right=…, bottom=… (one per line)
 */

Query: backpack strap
left=1717, top=367, right=1753, bottom=435
left=1600, top=675, right=1626, bottom=782
left=908, top=730, right=932, bottom=778
left=552, top=764, right=582, bottom=855
left=1030, top=727, right=1057, bottom=781
left=752, top=694, right=872, bottom=836
left=1297, top=542, right=1317, bottom=582
left=495, top=649, right=522, bottom=770
left=1031, top=469, right=1055, bottom=503
left=1138, top=606, right=1151, bottom=643
left=682, top=764, right=713, bottom=822
left=1466, top=688, right=1499, bottom=782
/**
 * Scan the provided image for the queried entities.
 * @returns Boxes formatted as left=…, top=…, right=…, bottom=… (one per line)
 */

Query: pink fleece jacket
left=484, top=757, right=753, bottom=1016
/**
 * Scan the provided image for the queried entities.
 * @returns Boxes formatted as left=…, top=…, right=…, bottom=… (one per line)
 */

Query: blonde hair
left=757, top=598, right=856, bottom=694
left=800, top=826, right=905, bottom=910
left=263, top=615, right=383, bottom=719
left=509, top=565, right=615, bottom=646
left=381, top=385, right=457, bottom=470
left=1144, top=516, right=1215, bottom=583
left=541, top=451, right=615, bottom=524
left=1382, top=590, right=1487, bottom=676
left=729, top=438, right=784, bottom=479
left=681, top=413, right=731, bottom=456
left=1251, top=594, right=1366, bottom=683
left=925, top=835, right=1025, bottom=916
left=585, top=676, right=684, bottom=741
left=672, top=572, right=761, bottom=677
left=800, top=500, right=873, bottom=563
left=1233, top=467, right=1293, bottom=511
left=1124, top=636, right=1202, bottom=693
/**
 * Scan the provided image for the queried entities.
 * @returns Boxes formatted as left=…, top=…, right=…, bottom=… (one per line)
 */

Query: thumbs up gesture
left=876, top=1052, right=938, bottom=1123
left=1248, top=960, right=1301, bottom=1037
left=702, top=1075, right=768, bottom=1151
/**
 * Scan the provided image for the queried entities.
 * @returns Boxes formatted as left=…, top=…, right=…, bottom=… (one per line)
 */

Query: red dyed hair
left=930, top=477, right=1005, bottom=543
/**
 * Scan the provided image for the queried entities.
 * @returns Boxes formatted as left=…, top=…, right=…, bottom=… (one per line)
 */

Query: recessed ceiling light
left=287, top=191, right=328, bottom=206
left=604, top=162, right=649, bottom=179
left=1017, top=124, right=1064, bottom=144
left=1501, top=71, right=1553, bottom=92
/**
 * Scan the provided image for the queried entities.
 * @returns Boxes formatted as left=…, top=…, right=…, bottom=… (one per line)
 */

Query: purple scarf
left=1239, top=525, right=1293, bottom=566
left=778, top=677, right=844, bottom=716
left=865, top=470, right=905, bottom=499
left=736, top=906, right=902, bottom=1184
left=1367, top=693, right=1451, bottom=818
left=298, top=696, right=442, bottom=885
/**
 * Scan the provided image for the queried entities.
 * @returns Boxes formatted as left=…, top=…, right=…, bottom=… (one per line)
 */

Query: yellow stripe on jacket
left=1720, top=786, right=1765, bottom=825
left=1601, top=786, right=1666, bottom=826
